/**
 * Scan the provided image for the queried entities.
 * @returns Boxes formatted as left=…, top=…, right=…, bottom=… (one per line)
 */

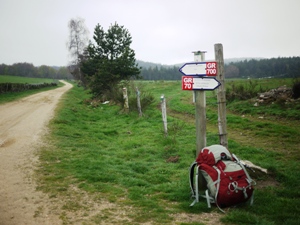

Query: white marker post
left=194, top=51, right=207, bottom=157
left=161, top=94, right=168, bottom=136
left=123, top=87, right=129, bottom=113
left=136, top=87, right=142, bottom=117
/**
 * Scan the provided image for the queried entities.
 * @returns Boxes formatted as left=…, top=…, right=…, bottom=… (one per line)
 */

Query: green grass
left=33, top=78, right=300, bottom=224
left=0, top=75, right=56, bottom=83
left=0, top=75, right=62, bottom=104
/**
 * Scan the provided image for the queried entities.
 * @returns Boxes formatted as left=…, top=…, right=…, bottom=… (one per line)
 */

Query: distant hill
left=136, top=60, right=175, bottom=69
left=224, top=57, right=265, bottom=64
left=138, top=56, right=300, bottom=80
left=136, top=58, right=265, bottom=69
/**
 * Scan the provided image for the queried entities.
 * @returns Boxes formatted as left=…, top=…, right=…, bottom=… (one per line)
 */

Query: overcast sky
left=0, top=0, right=299, bottom=67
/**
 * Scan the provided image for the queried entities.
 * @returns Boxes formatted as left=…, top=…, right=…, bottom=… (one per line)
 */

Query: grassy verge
left=37, top=85, right=202, bottom=224
left=37, top=79, right=299, bottom=224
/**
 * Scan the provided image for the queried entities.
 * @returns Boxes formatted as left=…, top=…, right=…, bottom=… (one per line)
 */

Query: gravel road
left=0, top=81, right=72, bottom=225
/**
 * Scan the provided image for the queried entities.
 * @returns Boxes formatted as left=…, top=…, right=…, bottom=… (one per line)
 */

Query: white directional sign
left=179, top=62, right=217, bottom=76
left=182, top=76, right=221, bottom=91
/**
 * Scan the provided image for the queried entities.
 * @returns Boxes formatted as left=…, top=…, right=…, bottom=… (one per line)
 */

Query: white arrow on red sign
left=182, top=76, right=221, bottom=91
left=179, top=62, right=217, bottom=76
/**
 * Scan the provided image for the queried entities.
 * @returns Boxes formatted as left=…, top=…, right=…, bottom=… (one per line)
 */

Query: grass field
left=32, top=78, right=300, bottom=224
left=0, top=75, right=62, bottom=104
left=2, top=77, right=299, bottom=224
left=0, top=75, right=56, bottom=84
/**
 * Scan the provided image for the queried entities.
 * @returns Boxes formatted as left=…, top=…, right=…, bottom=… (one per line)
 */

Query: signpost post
left=179, top=51, right=221, bottom=157
left=214, top=43, right=228, bottom=148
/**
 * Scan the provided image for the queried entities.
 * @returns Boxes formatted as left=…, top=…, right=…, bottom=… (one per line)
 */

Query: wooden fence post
left=123, top=87, right=129, bottom=113
left=161, top=94, right=168, bottom=136
left=214, top=43, right=228, bottom=148
left=136, top=87, right=142, bottom=117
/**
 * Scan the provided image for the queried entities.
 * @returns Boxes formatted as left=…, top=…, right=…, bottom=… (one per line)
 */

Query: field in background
left=32, top=78, right=300, bottom=224
left=1, top=76, right=298, bottom=224
left=0, top=75, right=62, bottom=104
left=0, top=75, right=56, bottom=84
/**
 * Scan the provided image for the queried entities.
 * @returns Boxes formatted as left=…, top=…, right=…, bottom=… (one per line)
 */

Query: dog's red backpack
left=189, top=145, right=256, bottom=212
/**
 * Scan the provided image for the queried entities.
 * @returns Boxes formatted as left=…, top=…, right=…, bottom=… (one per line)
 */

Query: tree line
left=1, top=57, right=299, bottom=82
left=139, top=65, right=181, bottom=80
left=225, top=57, right=300, bottom=79
left=2, top=56, right=299, bottom=82
left=139, top=57, right=300, bottom=80
left=0, top=62, right=73, bottom=80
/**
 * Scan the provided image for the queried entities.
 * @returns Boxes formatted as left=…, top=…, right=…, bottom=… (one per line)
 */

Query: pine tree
left=81, top=22, right=141, bottom=98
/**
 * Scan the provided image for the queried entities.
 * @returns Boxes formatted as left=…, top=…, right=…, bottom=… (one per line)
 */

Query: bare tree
left=67, top=17, right=89, bottom=84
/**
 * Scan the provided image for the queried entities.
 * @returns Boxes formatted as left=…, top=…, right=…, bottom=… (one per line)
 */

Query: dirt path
left=0, top=81, right=224, bottom=225
left=0, top=81, right=72, bottom=225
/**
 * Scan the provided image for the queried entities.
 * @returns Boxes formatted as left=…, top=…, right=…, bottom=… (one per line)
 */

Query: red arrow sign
left=182, top=76, right=221, bottom=91
left=182, top=76, right=194, bottom=90
left=179, top=62, right=217, bottom=76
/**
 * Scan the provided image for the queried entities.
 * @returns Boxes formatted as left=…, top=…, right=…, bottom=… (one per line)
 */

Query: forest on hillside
left=139, top=57, right=300, bottom=80
left=225, top=57, right=300, bottom=79
left=1, top=57, right=299, bottom=81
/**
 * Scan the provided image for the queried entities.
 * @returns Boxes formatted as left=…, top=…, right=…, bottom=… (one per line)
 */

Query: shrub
left=226, top=80, right=265, bottom=102
left=292, top=79, right=300, bottom=99
left=91, top=80, right=155, bottom=113
left=126, top=81, right=155, bottom=112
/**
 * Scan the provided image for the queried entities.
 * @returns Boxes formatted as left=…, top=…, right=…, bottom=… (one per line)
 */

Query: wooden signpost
left=179, top=45, right=227, bottom=157
left=214, top=44, right=228, bottom=148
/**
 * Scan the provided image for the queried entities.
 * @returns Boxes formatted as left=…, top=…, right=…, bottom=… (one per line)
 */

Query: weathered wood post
left=122, top=87, right=129, bottom=113
left=161, top=94, right=168, bottom=136
left=194, top=51, right=207, bottom=157
left=136, top=87, right=142, bottom=117
left=214, top=43, right=228, bottom=148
